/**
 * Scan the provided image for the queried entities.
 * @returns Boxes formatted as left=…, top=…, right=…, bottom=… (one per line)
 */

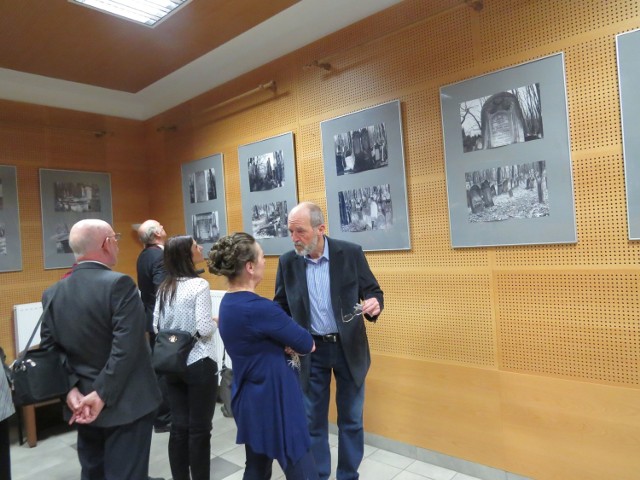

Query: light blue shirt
left=304, top=238, right=338, bottom=335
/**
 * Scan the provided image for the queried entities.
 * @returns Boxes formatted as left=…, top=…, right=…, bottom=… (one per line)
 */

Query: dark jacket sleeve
left=274, top=255, right=292, bottom=316
left=354, top=245, right=384, bottom=321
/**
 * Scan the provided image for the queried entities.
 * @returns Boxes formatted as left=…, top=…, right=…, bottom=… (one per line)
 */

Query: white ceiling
left=0, top=0, right=404, bottom=121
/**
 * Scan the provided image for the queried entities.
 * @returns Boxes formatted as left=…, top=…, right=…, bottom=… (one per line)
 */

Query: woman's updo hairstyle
left=208, top=232, right=257, bottom=281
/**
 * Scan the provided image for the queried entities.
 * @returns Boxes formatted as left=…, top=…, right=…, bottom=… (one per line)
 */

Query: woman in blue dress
left=208, top=232, right=318, bottom=480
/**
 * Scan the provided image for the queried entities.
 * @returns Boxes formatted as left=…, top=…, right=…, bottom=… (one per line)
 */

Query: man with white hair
left=40, top=219, right=162, bottom=480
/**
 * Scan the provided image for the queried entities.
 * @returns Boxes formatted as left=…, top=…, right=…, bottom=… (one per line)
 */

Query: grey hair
left=139, top=222, right=160, bottom=244
left=298, top=202, right=325, bottom=227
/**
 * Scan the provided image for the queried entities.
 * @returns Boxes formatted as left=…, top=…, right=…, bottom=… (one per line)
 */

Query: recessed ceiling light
left=69, top=0, right=191, bottom=27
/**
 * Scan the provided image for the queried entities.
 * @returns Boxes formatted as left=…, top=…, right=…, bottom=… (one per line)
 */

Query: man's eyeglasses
left=341, top=303, right=364, bottom=323
left=102, top=233, right=122, bottom=247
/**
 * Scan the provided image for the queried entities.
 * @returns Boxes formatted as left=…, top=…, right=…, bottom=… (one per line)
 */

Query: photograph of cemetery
left=247, top=150, right=285, bottom=192
left=189, top=168, right=217, bottom=203
left=465, top=161, right=549, bottom=223
left=0, top=176, right=3, bottom=210
left=251, top=200, right=289, bottom=239
left=460, top=83, right=543, bottom=153
left=192, top=211, right=220, bottom=244
left=0, top=223, right=6, bottom=255
left=338, top=184, right=393, bottom=232
left=333, top=123, right=388, bottom=175
left=53, top=181, right=102, bottom=212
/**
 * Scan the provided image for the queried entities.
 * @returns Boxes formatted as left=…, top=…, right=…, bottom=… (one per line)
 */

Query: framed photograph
left=0, top=165, right=22, bottom=272
left=440, top=53, right=576, bottom=248
left=320, top=100, right=410, bottom=251
left=39, top=169, right=113, bottom=269
left=181, top=153, right=228, bottom=253
left=617, top=29, right=640, bottom=239
left=238, top=132, right=297, bottom=255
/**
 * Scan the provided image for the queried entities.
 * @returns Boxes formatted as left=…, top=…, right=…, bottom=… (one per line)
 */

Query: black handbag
left=12, top=296, right=70, bottom=407
left=152, top=329, right=197, bottom=374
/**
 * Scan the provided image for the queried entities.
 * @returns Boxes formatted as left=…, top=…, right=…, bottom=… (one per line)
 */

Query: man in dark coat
left=41, top=219, right=162, bottom=480
left=274, top=202, right=384, bottom=480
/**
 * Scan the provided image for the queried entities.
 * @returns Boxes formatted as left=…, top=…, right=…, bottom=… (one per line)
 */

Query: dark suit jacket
left=40, top=262, right=162, bottom=428
left=274, top=236, right=383, bottom=390
left=136, top=245, right=166, bottom=333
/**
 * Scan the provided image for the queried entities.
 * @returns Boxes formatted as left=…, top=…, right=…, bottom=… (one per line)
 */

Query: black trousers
left=243, top=444, right=319, bottom=480
left=0, top=417, right=11, bottom=480
left=76, top=410, right=155, bottom=480
left=166, top=357, right=218, bottom=480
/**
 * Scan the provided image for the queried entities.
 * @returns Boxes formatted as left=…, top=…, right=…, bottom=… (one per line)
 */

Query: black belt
left=312, top=333, right=339, bottom=343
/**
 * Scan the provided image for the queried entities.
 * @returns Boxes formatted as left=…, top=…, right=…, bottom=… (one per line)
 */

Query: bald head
left=69, top=219, right=118, bottom=265
left=289, top=202, right=324, bottom=228
left=138, top=219, right=166, bottom=246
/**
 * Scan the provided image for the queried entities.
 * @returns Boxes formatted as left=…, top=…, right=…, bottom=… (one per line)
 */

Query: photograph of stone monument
left=247, top=150, right=285, bottom=192
left=251, top=200, right=288, bottom=239
left=0, top=223, right=6, bottom=255
left=53, top=181, right=101, bottom=212
left=338, top=184, right=393, bottom=232
left=465, top=160, right=548, bottom=223
left=189, top=168, right=217, bottom=203
left=460, top=83, right=543, bottom=153
left=192, top=211, right=220, bottom=244
left=333, top=123, right=388, bottom=176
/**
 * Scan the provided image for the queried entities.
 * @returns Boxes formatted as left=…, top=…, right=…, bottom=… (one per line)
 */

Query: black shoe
left=148, top=477, right=165, bottom=480
left=153, top=424, right=171, bottom=433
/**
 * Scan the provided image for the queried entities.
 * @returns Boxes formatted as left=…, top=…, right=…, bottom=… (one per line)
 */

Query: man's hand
left=66, top=387, right=87, bottom=425
left=72, top=391, right=105, bottom=424
left=361, top=297, right=381, bottom=317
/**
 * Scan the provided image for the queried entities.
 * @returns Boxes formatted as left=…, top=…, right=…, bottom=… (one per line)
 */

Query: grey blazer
left=40, top=262, right=161, bottom=428
left=274, top=236, right=384, bottom=390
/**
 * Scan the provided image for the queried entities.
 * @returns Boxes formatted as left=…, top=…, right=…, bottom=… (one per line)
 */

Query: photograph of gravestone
left=0, top=223, right=6, bottom=255
left=466, top=161, right=548, bottom=223
left=333, top=123, right=389, bottom=175
left=189, top=168, right=217, bottom=203
left=248, top=150, right=285, bottom=192
left=0, top=176, right=3, bottom=210
left=51, top=223, right=73, bottom=253
left=53, top=181, right=101, bottom=212
left=251, top=200, right=288, bottom=239
left=338, top=184, right=393, bottom=232
left=192, top=211, right=220, bottom=244
left=460, top=83, right=543, bottom=153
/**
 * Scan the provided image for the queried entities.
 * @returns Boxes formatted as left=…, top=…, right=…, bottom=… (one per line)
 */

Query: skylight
left=69, top=0, right=191, bottom=27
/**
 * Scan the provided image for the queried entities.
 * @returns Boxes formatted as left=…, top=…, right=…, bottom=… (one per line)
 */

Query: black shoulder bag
left=12, top=295, right=70, bottom=407
left=152, top=328, right=198, bottom=375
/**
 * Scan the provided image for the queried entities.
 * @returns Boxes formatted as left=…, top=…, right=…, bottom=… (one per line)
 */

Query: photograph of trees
left=251, top=200, right=288, bottom=239
left=248, top=150, right=285, bottom=192
left=465, top=160, right=548, bottom=223
left=460, top=83, right=543, bottom=153
left=189, top=168, right=217, bottom=203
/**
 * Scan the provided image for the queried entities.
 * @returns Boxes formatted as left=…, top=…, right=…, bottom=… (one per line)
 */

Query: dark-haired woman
left=154, top=235, right=218, bottom=480
left=208, top=232, right=318, bottom=480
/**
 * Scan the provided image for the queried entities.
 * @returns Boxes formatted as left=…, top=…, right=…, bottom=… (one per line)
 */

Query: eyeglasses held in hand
left=341, top=303, right=364, bottom=323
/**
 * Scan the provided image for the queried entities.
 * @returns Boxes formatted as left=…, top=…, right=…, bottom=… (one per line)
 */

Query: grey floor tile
left=369, top=449, right=415, bottom=470
left=392, top=472, right=432, bottom=480
left=211, top=456, right=243, bottom=480
left=358, top=456, right=403, bottom=479
left=406, top=460, right=458, bottom=480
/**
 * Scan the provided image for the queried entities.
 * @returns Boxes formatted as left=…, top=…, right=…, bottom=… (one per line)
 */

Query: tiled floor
left=8, top=404, right=484, bottom=480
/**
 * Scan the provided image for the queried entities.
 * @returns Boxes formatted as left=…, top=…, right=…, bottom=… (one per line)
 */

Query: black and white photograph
left=248, top=150, right=285, bottom=192
left=40, top=169, right=113, bottom=269
left=440, top=53, right=575, bottom=247
left=321, top=100, right=410, bottom=251
left=0, top=222, right=6, bottom=255
left=192, top=211, right=220, bottom=244
left=181, top=154, right=228, bottom=254
left=466, top=161, right=548, bottom=223
left=338, top=184, right=393, bottom=232
left=189, top=168, right=217, bottom=203
left=251, top=200, right=288, bottom=239
left=238, top=132, right=297, bottom=255
left=460, top=83, right=543, bottom=153
left=0, top=166, right=21, bottom=271
left=53, top=181, right=101, bottom=212
left=617, top=29, right=640, bottom=239
left=333, top=123, right=388, bottom=175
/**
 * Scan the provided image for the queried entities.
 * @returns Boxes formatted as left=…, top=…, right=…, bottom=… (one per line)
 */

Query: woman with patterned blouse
left=154, top=235, right=218, bottom=480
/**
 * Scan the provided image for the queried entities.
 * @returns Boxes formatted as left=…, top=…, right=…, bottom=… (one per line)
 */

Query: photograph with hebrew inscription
left=460, top=83, right=543, bottom=153
left=440, top=53, right=575, bottom=247
left=466, top=161, right=548, bottom=223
